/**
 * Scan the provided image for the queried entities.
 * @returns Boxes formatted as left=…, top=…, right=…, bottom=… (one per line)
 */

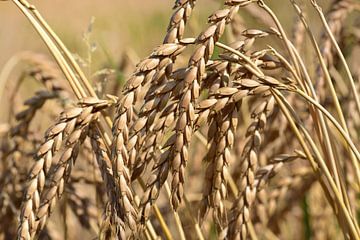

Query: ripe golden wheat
left=0, top=0, right=360, bottom=239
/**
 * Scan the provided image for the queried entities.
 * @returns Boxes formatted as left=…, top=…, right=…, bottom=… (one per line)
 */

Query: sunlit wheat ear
left=114, top=0, right=197, bottom=183
left=200, top=102, right=240, bottom=229
left=164, top=0, right=196, bottom=44
left=227, top=96, right=274, bottom=240
left=17, top=98, right=113, bottom=239
left=110, top=2, right=196, bottom=232
left=141, top=1, right=255, bottom=222
left=0, top=59, right=70, bottom=238
left=89, top=127, right=128, bottom=238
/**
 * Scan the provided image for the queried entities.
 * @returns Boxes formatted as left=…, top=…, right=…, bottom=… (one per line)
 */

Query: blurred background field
left=0, top=0, right=207, bottom=70
left=0, top=0, right=330, bottom=72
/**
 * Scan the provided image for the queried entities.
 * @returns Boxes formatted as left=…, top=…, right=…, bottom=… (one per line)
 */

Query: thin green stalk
left=268, top=46, right=307, bottom=92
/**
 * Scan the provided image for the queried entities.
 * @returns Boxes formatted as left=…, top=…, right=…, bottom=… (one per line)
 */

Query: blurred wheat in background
left=0, top=0, right=360, bottom=239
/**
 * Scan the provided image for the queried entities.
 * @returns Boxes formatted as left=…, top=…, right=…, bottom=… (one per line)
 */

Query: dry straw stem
left=242, top=0, right=356, bottom=216
left=290, top=0, right=360, bottom=192
left=215, top=32, right=359, bottom=237
left=12, top=0, right=114, bottom=133
left=11, top=0, right=112, bottom=144
left=315, top=0, right=360, bottom=115
left=291, top=3, right=306, bottom=52
left=311, top=0, right=360, bottom=186
left=11, top=0, right=191, bottom=237
left=8, top=2, right=137, bottom=237
left=12, top=0, right=85, bottom=99
left=2, top=0, right=360, bottom=238
left=272, top=89, right=360, bottom=239
left=219, top=36, right=357, bottom=237
left=13, top=0, right=97, bottom=100
left=290, top=0, right=351, bottom=210
left=256, top=0, right=301, bottom=76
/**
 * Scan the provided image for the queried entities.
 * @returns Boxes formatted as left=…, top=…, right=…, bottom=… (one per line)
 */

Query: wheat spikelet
left=141, top=1, right=256, bottom=221
left=110, top=2, right=197, bottom=231
left=88, top=126, right=128, bottom=239
left=17, top=98, right=113, bottom=239
left=200, top=101, right=240, bottom=229
left=123, top=0, right=197, bottom=180
left=0, top=86, right=67, bottom=238
left=11, top=91, right=58, bottom=137
left=164, top=0, right=196, bottom=44
left=227, top=96, right=275, bottom=240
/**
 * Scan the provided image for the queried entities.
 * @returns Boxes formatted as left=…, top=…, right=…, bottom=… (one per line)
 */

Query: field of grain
left=0, top=0, right=359, bottom=239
